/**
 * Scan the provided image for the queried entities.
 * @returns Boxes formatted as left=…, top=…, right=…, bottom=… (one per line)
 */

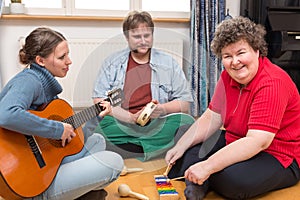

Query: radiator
left=58, top=37, right=183, bottom=109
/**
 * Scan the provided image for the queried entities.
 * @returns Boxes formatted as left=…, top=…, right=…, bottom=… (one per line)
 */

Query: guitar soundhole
left=48, top=114, right=65, bottom=148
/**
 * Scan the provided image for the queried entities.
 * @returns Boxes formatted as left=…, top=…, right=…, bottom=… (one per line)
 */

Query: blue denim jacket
left=93, top=48, right=193, bottom=103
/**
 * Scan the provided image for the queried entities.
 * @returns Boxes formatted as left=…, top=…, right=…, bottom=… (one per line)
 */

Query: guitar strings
left=33, top=89, right=122, bottom=149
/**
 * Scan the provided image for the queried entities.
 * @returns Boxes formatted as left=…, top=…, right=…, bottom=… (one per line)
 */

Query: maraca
left=118, top=184, right=149, bottom=200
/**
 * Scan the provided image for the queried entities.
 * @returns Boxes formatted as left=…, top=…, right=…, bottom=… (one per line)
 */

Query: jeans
left=30, top=134, right=124, bottom=200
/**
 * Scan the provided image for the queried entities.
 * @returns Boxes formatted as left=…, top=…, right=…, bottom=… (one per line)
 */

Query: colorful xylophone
left=154, top=175, right=179, bottom=200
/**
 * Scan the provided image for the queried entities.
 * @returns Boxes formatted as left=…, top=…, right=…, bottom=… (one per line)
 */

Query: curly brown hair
left=211, top=16, right=268, bottom=58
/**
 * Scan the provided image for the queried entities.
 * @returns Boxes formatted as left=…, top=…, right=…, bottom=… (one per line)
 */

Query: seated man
left=88, top=11, right=194, bottom=161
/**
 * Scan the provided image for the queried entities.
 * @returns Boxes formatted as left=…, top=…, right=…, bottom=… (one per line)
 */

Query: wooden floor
left=1, top=158, right=299, bottom=200
left=105, top=158, right=300, bottom=200
left=105, top=158, right=185, bottom=200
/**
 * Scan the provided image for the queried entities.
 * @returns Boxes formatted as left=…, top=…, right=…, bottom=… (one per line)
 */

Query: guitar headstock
left=106, top=88, right=124, bottom=107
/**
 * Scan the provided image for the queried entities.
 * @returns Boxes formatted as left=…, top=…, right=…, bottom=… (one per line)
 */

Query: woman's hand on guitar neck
left=61, top=123, right=76, bottom=147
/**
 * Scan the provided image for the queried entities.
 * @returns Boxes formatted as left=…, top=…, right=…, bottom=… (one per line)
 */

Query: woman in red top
left=165, top=16, right=300, bottom=200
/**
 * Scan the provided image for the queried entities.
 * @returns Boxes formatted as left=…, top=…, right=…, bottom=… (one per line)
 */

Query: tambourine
left=136, top=102, right=157, bottom=126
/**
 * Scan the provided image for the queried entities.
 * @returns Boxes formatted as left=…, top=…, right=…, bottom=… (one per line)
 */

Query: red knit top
left=209, top=57, right=300, bottom=168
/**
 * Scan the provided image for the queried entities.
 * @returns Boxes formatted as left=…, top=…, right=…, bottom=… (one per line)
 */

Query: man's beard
left=131, top=47, right=151, bottom=54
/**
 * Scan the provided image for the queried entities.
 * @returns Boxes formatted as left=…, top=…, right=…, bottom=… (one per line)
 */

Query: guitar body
left=0, top=99, right=84, bottom=199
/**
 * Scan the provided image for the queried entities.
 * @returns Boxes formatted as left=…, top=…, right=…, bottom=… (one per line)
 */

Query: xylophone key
left=154, top=175, right=179, bottom=200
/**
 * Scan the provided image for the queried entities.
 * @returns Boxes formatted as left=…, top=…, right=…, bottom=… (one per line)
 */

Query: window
left=4, top=0, right=189, bottom=18
left=74, top=0, right=129, bottom=10
left=142, top=0, right=189, bottom=12
left=141, top=0, right=190, bottom=18
left=22, top=0, right=62, bottom=8
left=5, top=0, right=61, bottom=7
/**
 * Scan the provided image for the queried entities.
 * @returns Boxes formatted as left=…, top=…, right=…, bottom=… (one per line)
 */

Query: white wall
left=0, top=20, right=189, bottom=86
left=0, top=1, right=240, bottom=90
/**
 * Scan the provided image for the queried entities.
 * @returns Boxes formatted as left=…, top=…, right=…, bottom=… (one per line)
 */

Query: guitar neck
left=62, top=88, right=123, bottom=129
left=63, top=101, right=105, bottom=129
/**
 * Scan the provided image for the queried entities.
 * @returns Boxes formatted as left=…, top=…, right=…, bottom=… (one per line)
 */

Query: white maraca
left=118, top=184, right=149, bottom=200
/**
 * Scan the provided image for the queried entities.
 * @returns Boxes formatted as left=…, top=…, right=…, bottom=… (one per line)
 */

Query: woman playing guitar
left=0, top=27, right=123, bottom=200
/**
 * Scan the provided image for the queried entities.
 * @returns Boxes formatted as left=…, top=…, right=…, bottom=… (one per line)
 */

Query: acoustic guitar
left=0, top=88, right=123, bottom=200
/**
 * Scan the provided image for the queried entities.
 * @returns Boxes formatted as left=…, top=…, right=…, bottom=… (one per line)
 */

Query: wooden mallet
left=120, top=166, right=143, bottom=176
left=163, top=163, right=185, bottom=182
left=163, top=163, right=172, bottom=177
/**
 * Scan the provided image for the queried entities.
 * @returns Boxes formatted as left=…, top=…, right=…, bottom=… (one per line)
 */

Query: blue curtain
left=189, top=0, right=226, bottom=117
